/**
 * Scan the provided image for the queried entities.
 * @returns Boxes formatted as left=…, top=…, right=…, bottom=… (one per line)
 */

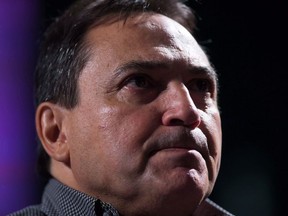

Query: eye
left=123, top=74, right=153, bottom=89
left=117, top=73, right=159, bottom=104
left=195, top=79, right=211, bottom=92
left=188, top=78, right=213, bottom=93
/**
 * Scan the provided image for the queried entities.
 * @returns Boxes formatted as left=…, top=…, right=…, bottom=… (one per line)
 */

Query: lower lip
left=152, top=148, right=203, bottom=166
left=158, top=148, right=193, bottom=153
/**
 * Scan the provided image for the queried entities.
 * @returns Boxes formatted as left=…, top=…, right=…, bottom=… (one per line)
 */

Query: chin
left=152, top=169, right=210, bottom=216
left=119, top=169, right=211, bottom=216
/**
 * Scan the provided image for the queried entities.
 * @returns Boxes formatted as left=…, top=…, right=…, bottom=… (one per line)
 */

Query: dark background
left=1, top=0, right=287, bottom=215
left=188, top=1, right=287, bottom=215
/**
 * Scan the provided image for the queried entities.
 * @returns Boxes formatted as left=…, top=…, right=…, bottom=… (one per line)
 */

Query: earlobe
left=35, top=102, right=70, bottom=164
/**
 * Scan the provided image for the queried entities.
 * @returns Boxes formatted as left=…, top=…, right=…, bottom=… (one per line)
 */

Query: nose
left=161, top=83, right=201, bottom=129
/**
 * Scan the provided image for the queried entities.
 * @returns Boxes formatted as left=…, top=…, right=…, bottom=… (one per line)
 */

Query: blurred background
left=0, top=0, right=286, bottom=215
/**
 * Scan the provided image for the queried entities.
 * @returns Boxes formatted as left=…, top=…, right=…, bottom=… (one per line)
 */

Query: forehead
left=84, top=13, right=211, bottom=72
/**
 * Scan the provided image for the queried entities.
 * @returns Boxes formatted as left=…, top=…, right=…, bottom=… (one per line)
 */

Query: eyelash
left=122, top=74, right=154, bottom=89
left=187, top=78, right=214, bottom=93
left=120, top=74, right=215, bottom=96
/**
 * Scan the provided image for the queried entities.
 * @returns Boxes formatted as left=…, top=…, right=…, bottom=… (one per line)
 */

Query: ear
left=35, top=102, right=70, bottom=164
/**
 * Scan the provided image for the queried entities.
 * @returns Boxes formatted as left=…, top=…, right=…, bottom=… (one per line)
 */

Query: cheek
left=197, top=107, right=222, bottom=188
left=66, top=108, right=128, bottom=189
left=99, top=105, right=163, bottom=175
left=71, top=104, right=157, bottom=170
left=200, top=107, right=222, bottom=162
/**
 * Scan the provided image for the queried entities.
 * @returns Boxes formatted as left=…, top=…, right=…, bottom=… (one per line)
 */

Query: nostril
left=169, top=119, right=185, bottom=126
left=169, top=117, right=200, bottom=128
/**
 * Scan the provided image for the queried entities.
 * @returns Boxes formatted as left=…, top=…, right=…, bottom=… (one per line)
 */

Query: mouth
left=148, top=145, right=208, bottom=173
left=149, top=145, right=193, bottom=157
left=147, top=128, right=209, bottom=158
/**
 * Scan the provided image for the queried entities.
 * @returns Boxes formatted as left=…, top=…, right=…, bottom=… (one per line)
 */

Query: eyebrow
left=113, top=60, right=218, bottom=80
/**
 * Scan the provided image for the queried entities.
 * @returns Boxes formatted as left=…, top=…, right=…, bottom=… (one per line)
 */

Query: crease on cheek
left=199, top=108, right=221, bottom=159
left=198, top=109, right=222, bottom=184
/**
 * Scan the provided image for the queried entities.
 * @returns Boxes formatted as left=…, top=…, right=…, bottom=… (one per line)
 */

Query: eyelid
left=186, top=77, right=215, bottom=93
left=119, top=73, right=154, bottom=89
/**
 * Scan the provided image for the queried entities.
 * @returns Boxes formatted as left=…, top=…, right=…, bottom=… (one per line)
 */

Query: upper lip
left=146, top=127, right=208, bottom=157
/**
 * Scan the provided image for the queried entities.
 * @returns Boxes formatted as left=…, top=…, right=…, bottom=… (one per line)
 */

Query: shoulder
left=6, top=205, right=46, bottom=216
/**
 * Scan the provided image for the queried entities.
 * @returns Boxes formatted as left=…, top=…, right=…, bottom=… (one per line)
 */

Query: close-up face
left=64, top=13, right=222, bottom=216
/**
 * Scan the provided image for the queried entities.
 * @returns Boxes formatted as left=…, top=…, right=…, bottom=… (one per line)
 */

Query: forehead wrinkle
left=83, top=13, right=215, bottom=82
left=84, top=13, right=204, bottom=62
left=112, top=60, right=169, bottom=78
left=127, top=13, right=190, bottom=49
left=131, top=16, right=210, bottom=70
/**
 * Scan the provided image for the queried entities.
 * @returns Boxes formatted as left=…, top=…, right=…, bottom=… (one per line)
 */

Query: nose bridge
left=170, top=83, right=194, bottom=108
left=161, top=82, right=201, bottom=128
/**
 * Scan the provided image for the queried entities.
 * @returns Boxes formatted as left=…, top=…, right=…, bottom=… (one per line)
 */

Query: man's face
left=64, top=14, right=222, bottom=216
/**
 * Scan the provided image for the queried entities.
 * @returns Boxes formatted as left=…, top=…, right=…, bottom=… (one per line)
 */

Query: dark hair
left=36, top=0, right=196, bottom=179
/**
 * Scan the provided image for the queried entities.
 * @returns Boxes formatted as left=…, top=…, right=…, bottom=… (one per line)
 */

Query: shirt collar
left=41, top=178, right=120, bottom=216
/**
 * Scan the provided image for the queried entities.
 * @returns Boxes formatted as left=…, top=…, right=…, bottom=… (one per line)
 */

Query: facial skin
left=37, top=13, right=222, bottom=216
